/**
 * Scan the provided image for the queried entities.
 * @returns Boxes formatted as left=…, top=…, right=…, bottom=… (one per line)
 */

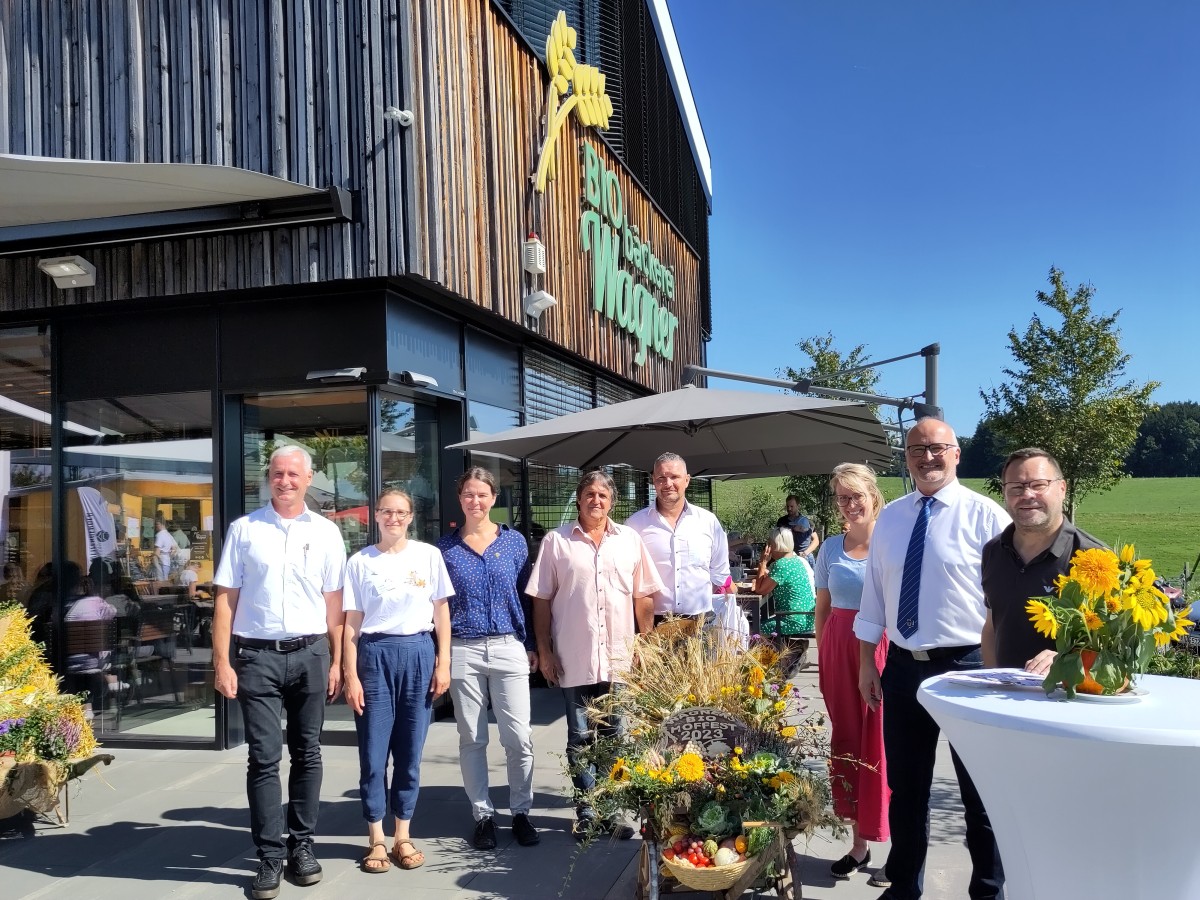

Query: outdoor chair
left=62, top=618, right=124, bottom=729
left=131, top=606, right=181, bottom=703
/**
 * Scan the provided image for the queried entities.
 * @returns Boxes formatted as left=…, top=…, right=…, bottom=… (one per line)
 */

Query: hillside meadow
left=711, top=476, right=1200, bottom=583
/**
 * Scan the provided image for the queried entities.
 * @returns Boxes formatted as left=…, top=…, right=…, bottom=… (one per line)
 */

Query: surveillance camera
left=399, top=371, right=439, bottom=389
left=385, top=106, right=415, bottom=127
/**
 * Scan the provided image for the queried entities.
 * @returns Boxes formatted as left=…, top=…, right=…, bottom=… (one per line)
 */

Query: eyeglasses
left=1002, top=478, right=1062, bottom=498
left=377, top=509, right=412, bottom=519
left=834, top=493, right=866, bottom=507
left=905, top=443, right=958, bottom=458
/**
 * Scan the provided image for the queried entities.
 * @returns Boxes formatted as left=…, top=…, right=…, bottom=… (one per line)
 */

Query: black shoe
left=830, top=848, right=870, bottom=879
left=572, top=816, right=596, bottom=842
left=251, top=858, right=283, bottom=900
left=287, top=843, right=322, bottom=886
left=473, top=816, right=498, bottom=850
left=512, top=813, right=540, bottom=846
left=602, top=818, right=636, bottom=841
left=867, top=865, right=892, bottom=888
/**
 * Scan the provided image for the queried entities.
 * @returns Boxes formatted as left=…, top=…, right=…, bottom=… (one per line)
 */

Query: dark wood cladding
left=0, top=0, right=707, bottom=392
left=0, top=0, right=401, bottom=309
left=401, top=0, right=704, bottom=393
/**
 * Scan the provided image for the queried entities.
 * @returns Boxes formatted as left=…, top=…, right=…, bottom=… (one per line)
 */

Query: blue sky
left=669, top=0, right=1198, bottom=439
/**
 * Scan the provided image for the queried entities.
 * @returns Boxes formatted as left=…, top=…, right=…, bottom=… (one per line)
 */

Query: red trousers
left=818, top=607, right=890, bottom=841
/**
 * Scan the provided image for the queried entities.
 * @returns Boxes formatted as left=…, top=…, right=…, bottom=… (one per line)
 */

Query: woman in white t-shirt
left=342, top=488, right=454, bottom=874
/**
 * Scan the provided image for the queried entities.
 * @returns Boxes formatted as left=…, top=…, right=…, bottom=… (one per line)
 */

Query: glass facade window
left=465, top=402, right=524, bottom=533
left=380, top=393, right=441, bottom=544
left=0, top=326, right=53, bottom=649
left=240, top=389, right=372, bottom=557
left=59, top=390, right=215, bottom=740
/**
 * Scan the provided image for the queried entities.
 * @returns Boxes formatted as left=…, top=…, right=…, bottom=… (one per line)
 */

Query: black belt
left=891, top=643, right=979, bottom=662
left=237, top=634, right=325, bottom=652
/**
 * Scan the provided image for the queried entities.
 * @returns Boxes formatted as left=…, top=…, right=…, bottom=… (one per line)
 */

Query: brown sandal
left=389, top=839, right=425, bottom=870
left=360, top=840, right=391, bottom=873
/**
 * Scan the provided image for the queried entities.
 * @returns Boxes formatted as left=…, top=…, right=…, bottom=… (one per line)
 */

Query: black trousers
left=235, top=636, right=329, bottom=860
left=879, top=644, right=1004, bottom=900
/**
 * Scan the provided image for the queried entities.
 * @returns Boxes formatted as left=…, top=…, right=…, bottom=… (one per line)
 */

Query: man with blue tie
left=854, top=417, right=1011, bottom=900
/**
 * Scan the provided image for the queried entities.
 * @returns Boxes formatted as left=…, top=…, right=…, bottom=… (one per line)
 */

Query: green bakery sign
left=579, top=142, right=679, bottom=366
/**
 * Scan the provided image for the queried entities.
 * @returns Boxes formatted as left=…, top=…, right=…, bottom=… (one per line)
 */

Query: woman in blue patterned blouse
left=436, top=468, right=540, bottom=851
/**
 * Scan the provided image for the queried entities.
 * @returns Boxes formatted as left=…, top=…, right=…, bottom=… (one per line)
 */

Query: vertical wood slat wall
left=0, top=0, right=402, bottom=310
left=0, top=1, right=707, bottom=394
left=402, top=0, right=704, bottom=393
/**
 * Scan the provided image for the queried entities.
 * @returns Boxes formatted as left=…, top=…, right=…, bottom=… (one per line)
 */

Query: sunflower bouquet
left=1025, top=545, right=1192, bottom=697
left=576, top=632, right=836, bottom=857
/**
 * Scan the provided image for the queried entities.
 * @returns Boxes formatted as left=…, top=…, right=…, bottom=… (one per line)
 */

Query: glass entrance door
left=234, top=388, right=446, bottom=743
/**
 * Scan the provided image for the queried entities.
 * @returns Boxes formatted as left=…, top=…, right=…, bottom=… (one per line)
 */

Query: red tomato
left=663, top=848, right=675, bottom=860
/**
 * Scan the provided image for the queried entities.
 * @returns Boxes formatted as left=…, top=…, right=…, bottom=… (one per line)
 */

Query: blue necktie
left=897, top=496, right=934, bottom=639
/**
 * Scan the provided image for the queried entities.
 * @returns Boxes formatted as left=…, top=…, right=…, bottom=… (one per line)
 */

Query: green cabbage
left=695, top=800, right=733, bottom=836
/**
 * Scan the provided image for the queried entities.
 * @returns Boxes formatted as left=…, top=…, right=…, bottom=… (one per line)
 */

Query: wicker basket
left=661, top=854, right=752, bottom=891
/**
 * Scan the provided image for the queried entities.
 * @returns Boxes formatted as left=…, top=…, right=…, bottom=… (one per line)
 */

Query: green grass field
left=712, top=476, right=1200, bottom=582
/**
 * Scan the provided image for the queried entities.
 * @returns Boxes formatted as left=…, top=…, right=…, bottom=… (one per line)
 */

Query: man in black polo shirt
left=981, top=448, right=1105, bottom=672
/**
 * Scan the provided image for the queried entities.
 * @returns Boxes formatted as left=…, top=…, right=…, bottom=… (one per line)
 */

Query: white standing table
left=918, top=671, right=1200, bottom=900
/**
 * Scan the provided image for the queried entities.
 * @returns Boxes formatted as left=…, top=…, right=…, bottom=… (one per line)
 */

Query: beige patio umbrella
left=448, top=387, right=893, bottom=474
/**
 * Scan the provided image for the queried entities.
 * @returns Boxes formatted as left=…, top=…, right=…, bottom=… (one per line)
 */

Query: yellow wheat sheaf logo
left=533, top=10, right=614, bottom=193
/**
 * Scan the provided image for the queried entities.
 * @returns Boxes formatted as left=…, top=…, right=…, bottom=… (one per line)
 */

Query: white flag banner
left=77, top=486, right=117, bottom=568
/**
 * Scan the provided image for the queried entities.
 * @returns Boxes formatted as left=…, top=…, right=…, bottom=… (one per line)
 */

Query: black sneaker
left=287, top=843, right=322, bottom=886
left=512, top=813, right=540, bottom=846
left=830, top=848, right=870, bottom=879
left=473, top=816, right=498, bottom=850
left=251, top=858, right=284, bottom=900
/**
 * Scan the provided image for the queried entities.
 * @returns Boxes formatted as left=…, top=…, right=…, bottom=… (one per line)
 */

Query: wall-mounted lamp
left=37, top=255, right=95, bottom=288
left=524, top=289, right=557, bottom=319
left=306, top=366, right=367, bottom=384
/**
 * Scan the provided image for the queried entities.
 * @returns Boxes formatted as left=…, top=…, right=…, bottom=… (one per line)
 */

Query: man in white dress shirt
left=855, top=418, right=1011, bottom=900
left=213, top=446, right=348, bottom=900
left=626, top=452, right=733, bottom=626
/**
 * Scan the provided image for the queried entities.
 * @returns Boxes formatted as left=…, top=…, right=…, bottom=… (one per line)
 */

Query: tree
left=778, top=334, right=886, bottom=539
left=957, top=418, right=1007, bottom=479
left=1125, top=402, right=1200, bottom=477
left=980, top=267, right=1158, bottom=519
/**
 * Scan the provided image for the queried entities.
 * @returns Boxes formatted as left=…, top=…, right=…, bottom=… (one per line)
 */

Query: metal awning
left=0, top=154, right=351, bottom=254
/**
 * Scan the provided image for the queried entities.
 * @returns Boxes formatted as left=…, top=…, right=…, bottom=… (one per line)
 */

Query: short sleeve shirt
left=982, top=521, right=1105, bottom=668
left=214, top=503, right=347, bottom=640
left=343, top=541, right=454, bottom=635
left=812, top=534, right=868, bottom=611
left=526, top=519, right=663, bottom=688
left=437, top=525, right=533, bottom=647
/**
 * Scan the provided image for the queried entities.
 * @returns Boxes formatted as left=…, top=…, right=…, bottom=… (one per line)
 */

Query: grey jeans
left=448, top=634, right=535, bottom=821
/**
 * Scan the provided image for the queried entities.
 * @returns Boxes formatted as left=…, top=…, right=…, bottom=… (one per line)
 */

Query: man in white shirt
left=626, top=452, right=733, bottom=626
left=153, top=518, right=176, bottom=581
left=212, top=446, right=347, bottom=900
left=855, top=418, right=1010, bottom=900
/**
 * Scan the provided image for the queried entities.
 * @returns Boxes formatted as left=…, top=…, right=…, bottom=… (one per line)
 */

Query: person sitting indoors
left=753, top=526, right=816, bottom=670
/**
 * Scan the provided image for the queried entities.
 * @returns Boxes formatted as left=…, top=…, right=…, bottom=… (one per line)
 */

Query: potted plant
left=0, top=603, right=106, bottom=820
left=1025, top=545, right=1192, bottom=697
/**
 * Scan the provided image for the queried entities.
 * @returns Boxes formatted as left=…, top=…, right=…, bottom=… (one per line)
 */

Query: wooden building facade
left=0, top=0, right=712, bottom=747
